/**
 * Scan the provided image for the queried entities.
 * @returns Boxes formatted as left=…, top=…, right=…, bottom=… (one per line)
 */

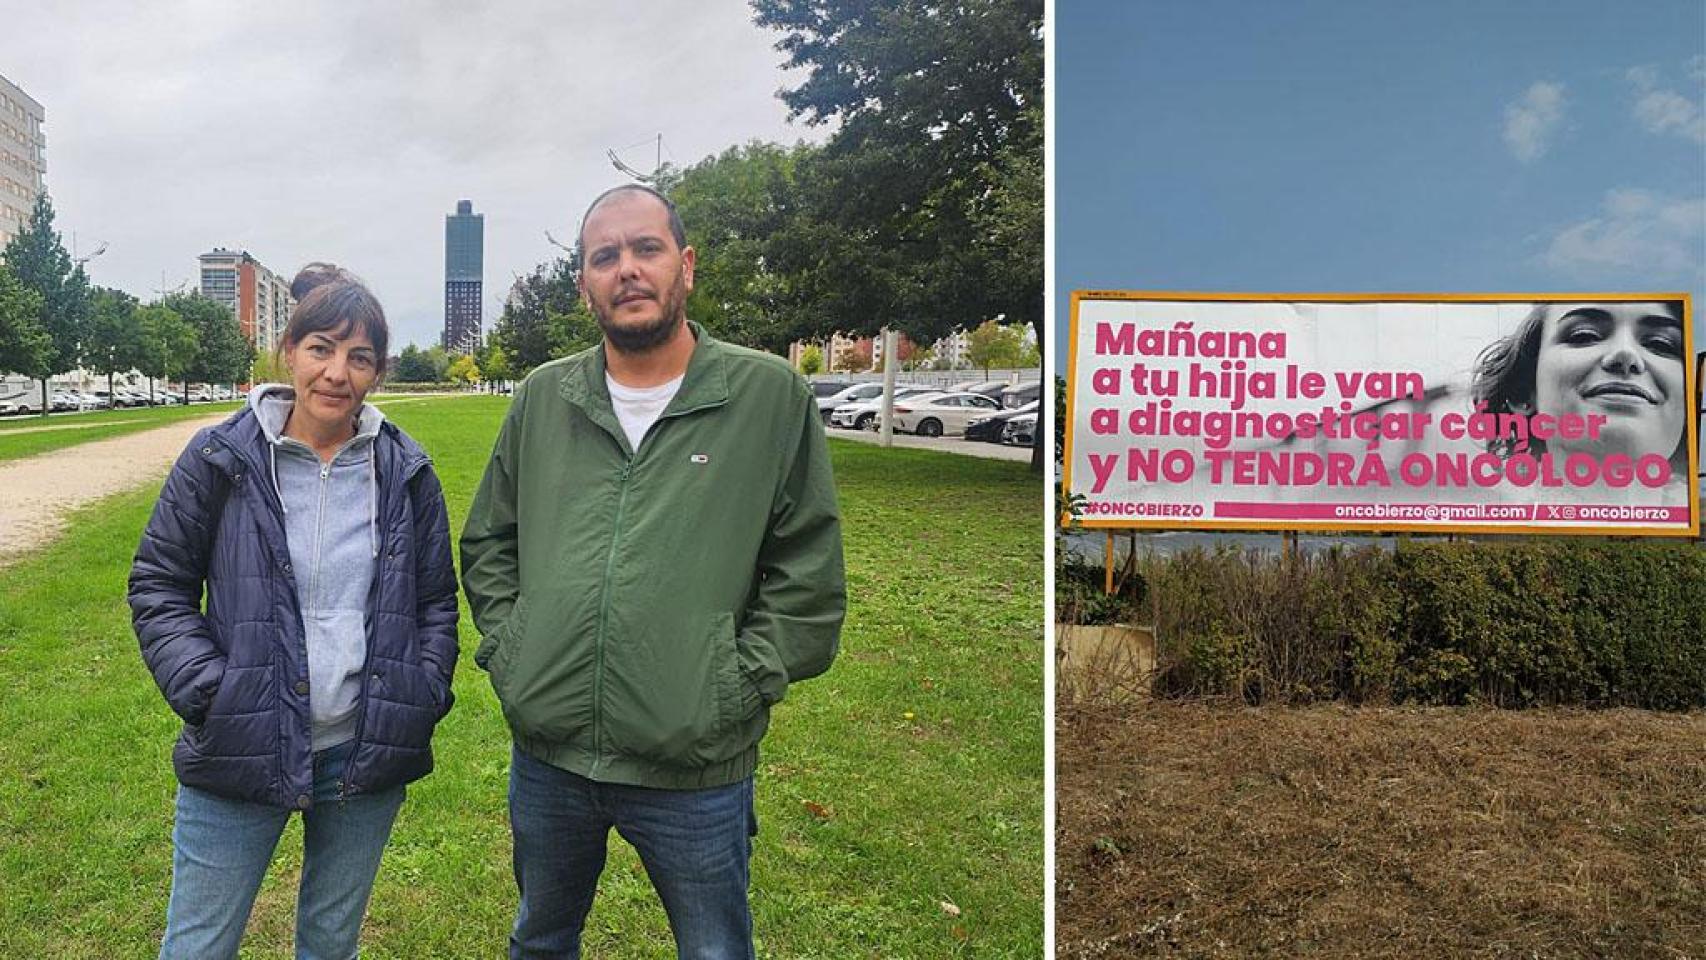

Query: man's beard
left=595, top=275, right=687, bottom=354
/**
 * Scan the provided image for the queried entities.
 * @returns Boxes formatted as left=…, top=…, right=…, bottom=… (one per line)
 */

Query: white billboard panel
left=1063, top=293, right=1697, bottom=536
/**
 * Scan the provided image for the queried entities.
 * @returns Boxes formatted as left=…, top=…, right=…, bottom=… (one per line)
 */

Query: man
left=460, top=184, right=845, bottom=959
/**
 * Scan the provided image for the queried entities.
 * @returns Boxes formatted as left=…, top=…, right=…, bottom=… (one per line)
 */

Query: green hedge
left=1127, top=540, right=1706, bottom=710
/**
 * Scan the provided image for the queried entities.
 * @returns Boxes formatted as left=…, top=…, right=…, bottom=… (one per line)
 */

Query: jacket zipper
left=590, top=456, right=633, bottom=778
left=342, top=452, right=430, bottom=797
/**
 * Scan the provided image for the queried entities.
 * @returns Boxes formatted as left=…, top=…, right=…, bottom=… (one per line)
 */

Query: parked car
left=828, top=387, right=942, bottom=431
left=817, top=382, right=927, bottom=422
left=889, top=391, right=1004, bottom=437
left=49, top=390, right=92, bottom=412
left=999, top=381, right=1039, bottom=409
left=808, top=379, right=853, bottom=398
left=947, top=379, right=1012, bottom=402
left=1001, top=413, right=1037, bottom=447
left=964, top=399, right=1039, bottom=442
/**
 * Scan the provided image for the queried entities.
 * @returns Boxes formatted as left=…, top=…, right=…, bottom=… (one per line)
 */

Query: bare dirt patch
left=0, top=414, right=222, bottom=565
left=1057, top=701, right=1706, bottom=959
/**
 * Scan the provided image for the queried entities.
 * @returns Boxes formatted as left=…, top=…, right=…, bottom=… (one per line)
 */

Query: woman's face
left=1532, top=302, right=1684, bottom=461
left=284, top=324, right=379, bottom=431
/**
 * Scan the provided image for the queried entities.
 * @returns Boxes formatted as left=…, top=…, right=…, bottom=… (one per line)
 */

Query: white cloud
left=1503, top=82, right=1566, bottom=162
left=1540, top=188, right=1706, bottom=281
left=1625, top=62, right=1706, bottom=144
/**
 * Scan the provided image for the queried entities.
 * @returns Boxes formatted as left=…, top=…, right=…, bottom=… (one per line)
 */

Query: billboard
left=1063, top=292, right=1697, bottom=536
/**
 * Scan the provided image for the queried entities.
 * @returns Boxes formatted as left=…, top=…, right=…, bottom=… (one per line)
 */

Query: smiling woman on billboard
left=1472, top=301, right=1687, bottom=504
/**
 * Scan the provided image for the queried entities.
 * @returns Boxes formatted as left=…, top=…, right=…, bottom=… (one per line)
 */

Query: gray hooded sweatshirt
left=250, top=384, right=386, bottom=751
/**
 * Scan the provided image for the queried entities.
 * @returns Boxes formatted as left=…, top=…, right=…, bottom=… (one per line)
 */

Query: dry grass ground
left=1056, top=702, right=1705, bottom=959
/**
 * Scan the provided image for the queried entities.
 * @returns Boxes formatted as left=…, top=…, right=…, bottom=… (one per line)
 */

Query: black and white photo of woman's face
left=1532, top=302, right=1685, bottom=461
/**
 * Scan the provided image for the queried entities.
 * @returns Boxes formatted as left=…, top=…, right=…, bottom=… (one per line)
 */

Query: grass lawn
left=0, top=395, right=1044, bottom=958
left=0, top=402, right=242, bottom=463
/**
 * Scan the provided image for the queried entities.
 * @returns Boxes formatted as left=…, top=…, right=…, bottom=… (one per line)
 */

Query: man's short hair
left=577, top=184, right=688, bottom=253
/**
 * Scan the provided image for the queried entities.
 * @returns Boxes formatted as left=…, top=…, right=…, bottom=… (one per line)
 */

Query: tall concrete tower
left=444, top=199, right=484, bottom=353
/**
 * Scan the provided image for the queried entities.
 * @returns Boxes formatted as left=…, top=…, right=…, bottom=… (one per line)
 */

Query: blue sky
left=1054, top=0, right=1706, bottom=366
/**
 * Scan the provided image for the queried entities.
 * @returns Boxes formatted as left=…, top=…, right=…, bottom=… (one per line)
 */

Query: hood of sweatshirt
left=248, top=383, right=388, bottom=750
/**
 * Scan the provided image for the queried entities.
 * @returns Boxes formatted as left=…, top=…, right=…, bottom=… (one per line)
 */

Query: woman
left=128, top=263, right=458, bottom=959
left=1472, top=300, right=1688, bottom=503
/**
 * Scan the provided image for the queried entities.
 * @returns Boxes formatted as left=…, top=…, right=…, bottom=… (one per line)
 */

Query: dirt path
left=0, top=414, right=224, bottom=566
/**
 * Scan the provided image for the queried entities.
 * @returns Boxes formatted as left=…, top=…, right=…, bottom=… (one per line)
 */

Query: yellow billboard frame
left=1062, top=290, right=1699, bottom=538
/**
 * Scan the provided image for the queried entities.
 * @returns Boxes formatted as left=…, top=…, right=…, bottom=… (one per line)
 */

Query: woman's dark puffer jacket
left=129, top=407, right=459, bottom=810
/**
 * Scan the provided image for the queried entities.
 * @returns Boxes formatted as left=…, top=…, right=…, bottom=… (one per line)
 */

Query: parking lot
left=826, top=425, right=1035, bottom=462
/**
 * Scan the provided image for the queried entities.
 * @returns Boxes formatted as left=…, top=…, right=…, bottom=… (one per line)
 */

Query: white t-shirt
left=606, top=372, right=684, bottom=453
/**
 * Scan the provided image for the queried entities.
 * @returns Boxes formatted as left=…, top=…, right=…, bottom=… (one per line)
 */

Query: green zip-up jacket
left=460, top=324, right=845, bottom=788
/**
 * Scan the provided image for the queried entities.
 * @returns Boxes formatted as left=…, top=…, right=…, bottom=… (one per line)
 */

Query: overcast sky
left=1, top=0, right=829, bottom=350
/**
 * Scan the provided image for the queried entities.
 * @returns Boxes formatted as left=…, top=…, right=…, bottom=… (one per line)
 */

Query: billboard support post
left=1103, top=532, right=1115, bottom=595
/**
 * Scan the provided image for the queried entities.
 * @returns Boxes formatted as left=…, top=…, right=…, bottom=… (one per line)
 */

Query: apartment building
left=198, top=248, right=293, bottom=352
left=0, top=72, right=45, bottom=249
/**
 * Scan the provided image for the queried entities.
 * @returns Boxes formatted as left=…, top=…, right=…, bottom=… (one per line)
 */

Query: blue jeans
left=158, top=740, right=406, bottom=960
left=507, top=747, right=757, bottom=960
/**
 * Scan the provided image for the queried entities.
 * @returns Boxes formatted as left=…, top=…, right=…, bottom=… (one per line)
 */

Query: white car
left=829, top=388, right=943, bottom=431
left=889, top=391, right=1004, bottom=437
left=818, top=382, right=930, bottom=422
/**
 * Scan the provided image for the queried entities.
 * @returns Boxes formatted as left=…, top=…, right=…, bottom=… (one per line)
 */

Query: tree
left=480, top=341, right=513, bottom=389
left=966, top=320, right=1029, bottom=377
left=135, top=303, right=195, bottom=404
left=446, top=353, right=481, bottom=386
left=421, top=345, right=450, bottom=382
left=670, top=141, right=818, bottom=352
left=798, top=343, right=823, bottom=375
left=251, top=344, right=288, bottom=386
left=752, top=0, right=1044, bottom=348
left=0, top=263, right=48, bottom=381
left=85, top=286, right=144, bottom=406
left=493, top=255, right=582, bottom=375
left=393, top=344, right=437, bottom=383
left=753, top=0, right=1043, bottom=468
left=833, top=339, right=872, bottom=373
left=903, top=344, right=935, bottom=372
left=165, top=292, right=251, bottom=400
left=2, top=194, right=92, bottom=415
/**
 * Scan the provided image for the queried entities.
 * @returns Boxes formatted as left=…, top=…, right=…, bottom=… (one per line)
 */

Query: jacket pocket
left=192, top=662, right=275, bottom=758
left=607, top=612, right=742, bottom=767
left=476, top=595, right=528, bottom=693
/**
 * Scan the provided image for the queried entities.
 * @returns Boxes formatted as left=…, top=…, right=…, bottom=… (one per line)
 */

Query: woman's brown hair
left=279, top=262, right=389, bottom=375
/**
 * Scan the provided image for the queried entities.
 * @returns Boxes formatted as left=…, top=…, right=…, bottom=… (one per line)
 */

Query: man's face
left=579, top=191, right=695, bottom=354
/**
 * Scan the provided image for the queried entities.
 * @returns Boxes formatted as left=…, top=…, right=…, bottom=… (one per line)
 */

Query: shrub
left=1098, top=539, right=1706, bottom=710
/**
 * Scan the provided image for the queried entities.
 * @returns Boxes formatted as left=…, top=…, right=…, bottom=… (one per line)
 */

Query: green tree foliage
left=479, top=341, right=514, bottom=387
left=135, top=303, right=196, bottom=404
left=164, top=292, right=251, bottom=398
left=798, top=343, right=823, bottom=375
left=446, top=353, right=481, bottom=386
left=0, top=263, right=49, bottom=379
left=422, top=344, right=450, bottom=382
left=251, top=345, right=288, bottom=386
left=1, top=194, right=91, bottom=413
left=752, top=0, right=1044, bottom=348
left=671, top=142, right=816, bottom=352
left=966, top=320, right=1030, bottom=376
left=393, top=344, right=437, bottom=383
left=493, top=255, right=591, bottom=376
left=85, top=287, right=144, bottom=406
